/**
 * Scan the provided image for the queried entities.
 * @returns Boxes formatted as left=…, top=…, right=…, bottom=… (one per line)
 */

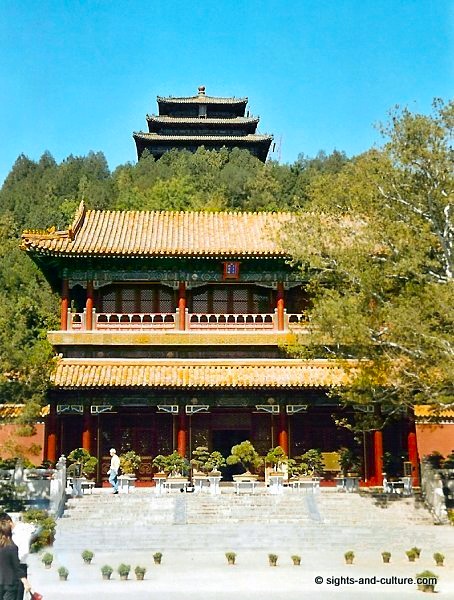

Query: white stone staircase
left=52, top=487, right=451, bottom=555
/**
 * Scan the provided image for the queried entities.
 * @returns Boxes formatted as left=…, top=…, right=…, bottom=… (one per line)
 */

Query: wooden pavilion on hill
left=21, top=202, right=421, bottom=486
left=133, top=86, right=273, bottom=161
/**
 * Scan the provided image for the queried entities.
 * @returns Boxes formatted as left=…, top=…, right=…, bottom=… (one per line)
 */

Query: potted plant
left=268, top=553, right=278, bottom=567
left=227, top=441, right=263, bottom=480
left=101, top=565, right=113, bottom=580
left=266, top=446, right=288, bottom=474
left=58, top=566, right=69, bottom=581
left=152, top=454, right=169, bottom=476
left=299, top=449, right=324, bottom=478
left=153, top=552, right=162, bottom=565
left=191, top=446, right=211, bottom=474
left=67, top=448, right=98, bottom=478
left=134, top=566, right=146, bottom=580
left=287, top=458, right=302, bottom=480
left=433, top=552, right=444, bottom=566
left=344, top=551, right=354, bottom=565
left=225, top=551, right=236, bottom=565
left=338, top=448, right=361, bottom=476
left=406, top=549, right=417, bottom=562
left=117, top=563, right=131, bottom=581
left=119, top=450, right=141, bottom=476
left=291, top=555, right=301, bottom=566
left=424, top=451, right=444, bottom=469
left=67, top=448, right=98, bottom=496
left=411, top=547, right=422, bottom=559
left=163, top=451, right=189, bottom=478
left=23, top=508, right=57, bottom=552
left=205, top=451, right=226, bottom=475
left=42, top=552, right=53, bottom=568
left=416, top=570, right=438, bottom=593
left=82, top=549, right=94, bottom=565
left=381, top=551, right=391, bottom=564
left=442, top=452, right=454, bottom=469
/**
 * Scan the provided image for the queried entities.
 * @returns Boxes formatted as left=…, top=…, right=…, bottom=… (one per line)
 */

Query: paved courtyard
left=25, top=488, right=454, bottom=599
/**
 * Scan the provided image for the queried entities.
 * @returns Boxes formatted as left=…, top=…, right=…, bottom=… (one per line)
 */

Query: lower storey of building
left=44, top=403, right=419, bottom=487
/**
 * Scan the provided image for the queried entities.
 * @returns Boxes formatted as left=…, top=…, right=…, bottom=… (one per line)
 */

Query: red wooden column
left=45, top=405, right=58, bottom=464
left=276, top=282, right=285, bottom=331
left=86, top=280, right=94, bottom=330
left=177, top=412, right=187, bottom=457
left=178, top=282, right=186, bottom=331
left=408, top=429, right=420, bottom=487
left=82, top=408, right=92, bottom=453
left=278, top=411, right=288, bottom=455
left=373, top=430, right=384, bottom=486
left=60, top=278, right=69, bottom=330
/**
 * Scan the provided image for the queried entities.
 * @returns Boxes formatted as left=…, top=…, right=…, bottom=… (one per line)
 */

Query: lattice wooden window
left=192, top=289, right=209, bottom=313
left=158, top=287, right=174, bottom=313
left=231, top=288, right=249, bottom=313
left=140, top=288, right=154, bottom=313
left=101, top=288, right=116, bottom=312
left=190, top=285, right=272, bottom=313
left=121, top=287, right=137, bottom=313
left=212, top=288, right=228, bottom=313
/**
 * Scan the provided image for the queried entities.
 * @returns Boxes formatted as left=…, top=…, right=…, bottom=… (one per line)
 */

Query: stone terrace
left=25, top=488, right=454, bottom=599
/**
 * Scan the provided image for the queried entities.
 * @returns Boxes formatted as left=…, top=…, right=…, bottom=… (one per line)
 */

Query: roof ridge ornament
left=198, top=85, right=206, bottom=96
left=68, top=200, right=86, bottom=240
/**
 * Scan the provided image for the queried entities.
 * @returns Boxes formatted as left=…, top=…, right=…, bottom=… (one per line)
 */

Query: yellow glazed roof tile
left=414, top=405, right=454, bottom=419
left=52, top=358, right=355, bottom=389
left=21, top=203, right=291, bottom=258
left=0, top=404, right=49, bottom=418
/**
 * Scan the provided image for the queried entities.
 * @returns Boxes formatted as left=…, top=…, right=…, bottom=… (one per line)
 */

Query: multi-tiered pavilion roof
left=133, top=86, right=273, bottom=161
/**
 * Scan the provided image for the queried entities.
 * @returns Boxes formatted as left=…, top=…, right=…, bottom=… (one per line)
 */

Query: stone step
left=54, top=488, right=436, bottom=553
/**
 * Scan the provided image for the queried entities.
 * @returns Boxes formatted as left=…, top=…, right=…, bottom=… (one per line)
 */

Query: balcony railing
left=188, top=313, right=274, bottom=330
left=66, top=308, right=308, bottom=332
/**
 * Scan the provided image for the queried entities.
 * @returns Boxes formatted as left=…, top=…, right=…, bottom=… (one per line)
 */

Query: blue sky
left=0, top=0, right=452, bottom=184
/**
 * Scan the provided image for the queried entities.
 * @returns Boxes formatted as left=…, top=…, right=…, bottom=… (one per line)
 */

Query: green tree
left=283, top=99, right=453, bottom=411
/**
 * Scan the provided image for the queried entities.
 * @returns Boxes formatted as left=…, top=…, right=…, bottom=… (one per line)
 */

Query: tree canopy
left=282, top=99, right=453, bottom=415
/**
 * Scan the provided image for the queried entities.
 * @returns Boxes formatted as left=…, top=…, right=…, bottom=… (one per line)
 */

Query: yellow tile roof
left=53, top=358, right=355, bottom=389
left=21, top=202, right=291, bottom=258
left=414, top=405, right=454, bottom=419
left=0, top=404, right=50, bottom=418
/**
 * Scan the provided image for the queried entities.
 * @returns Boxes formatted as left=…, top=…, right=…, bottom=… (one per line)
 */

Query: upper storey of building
left=21, top=202, right=309, bottom=345
left=133, top=86, right=273, bottom=162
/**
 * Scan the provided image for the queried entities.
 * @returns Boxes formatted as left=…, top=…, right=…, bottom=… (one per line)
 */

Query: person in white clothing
left=108, top=448, right=120, bottom=494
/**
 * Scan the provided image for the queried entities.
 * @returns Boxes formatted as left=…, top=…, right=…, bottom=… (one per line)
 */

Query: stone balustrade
left=65, top=308, right=308, bottom=332
left=188, top=312, right=275, bottom=330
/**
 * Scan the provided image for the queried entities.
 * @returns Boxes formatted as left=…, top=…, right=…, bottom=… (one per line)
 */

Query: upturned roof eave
left=22, top=247, right=290, bottom=260
left=133, top=132, right=273, bottom=142
left=157, top=95, right=248, bottom=105
left=145, top=115, right=260, bottom=124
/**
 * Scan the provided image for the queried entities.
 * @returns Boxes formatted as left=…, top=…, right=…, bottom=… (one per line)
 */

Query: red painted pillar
left=177, top=412, right=187, bottom=457
left=276, top=282, right=285, bottom=331
left=408, top=430, right=420, bottom=487
left=178, top=282, right=186, bottom=331
left=45, top=405, right=57, bottom=464
left=278, top=411, right=288, bottom=455
left=82, top=408, right=92, bottom=453
left=86, top=280, right=94, bottom=330
left=61, top=278, right=69, bottom=330
left=374, top=430, right=383, bottom=486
